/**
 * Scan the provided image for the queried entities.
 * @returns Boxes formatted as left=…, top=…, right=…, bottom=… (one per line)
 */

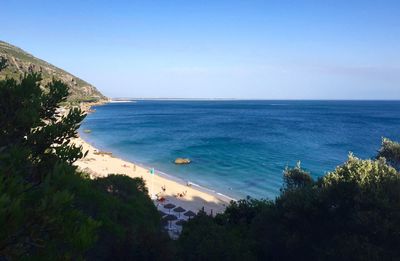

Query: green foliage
left=180, top=154, right=400, bottom=260
left=0, top=165, right=99, bottom=259
left=46, top=172, right=173, bottom=261
left=87, top=175, right=173, bottom=260
left=282, top=161, right=313, bottom=191
left=221, top=197, right=272, bottom=227
left=0, top=62, right=171, bottom=260
left=0, top=72, right=86, bottom=169
left=0, top=61, right=96, bottom=259
left=377, top=137, right=400, bottom=171
left=178, top=209, right=255, bottom=261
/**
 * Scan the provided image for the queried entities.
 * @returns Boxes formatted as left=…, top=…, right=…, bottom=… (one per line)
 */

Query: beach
left=73, top=137, right=233, bottom=215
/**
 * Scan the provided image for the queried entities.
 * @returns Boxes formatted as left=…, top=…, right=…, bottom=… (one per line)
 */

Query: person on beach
left=161, top=185, right=166, bottom=192
left=133, top=164, right=136, bottom=172
left=176, top=191, right=187, bottom=198
left=156, top=193, right=165, bottom=202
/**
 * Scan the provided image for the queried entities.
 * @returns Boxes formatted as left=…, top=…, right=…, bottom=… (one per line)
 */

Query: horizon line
left=110, top=98, right=400, bottom=101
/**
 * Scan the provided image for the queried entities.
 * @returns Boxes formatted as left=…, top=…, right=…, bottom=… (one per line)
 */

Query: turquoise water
left=80, top=100, right=400, bottom=199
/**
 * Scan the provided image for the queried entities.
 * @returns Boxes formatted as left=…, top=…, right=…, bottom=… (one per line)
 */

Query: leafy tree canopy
left=377, top=137, right=400, bottom=171
left=179, top=153, right=400, bottom=260
left=0, top=59, right=171, bottom=260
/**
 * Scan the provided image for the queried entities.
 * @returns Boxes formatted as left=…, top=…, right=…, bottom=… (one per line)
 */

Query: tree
left=0, top=58, right=98, bottom=259
left=178, top=209, right=255, bottom=261
left=0, top=59, right=172, bottom=260
left=0, top=72, right=86, bottom=176
left=377, top=137, right=400, bottom=171
left=180, top=153, right=400, bottom=261
left=282, top=161, right=313, bottom=191
left=87, top=175, right=173, bottom=260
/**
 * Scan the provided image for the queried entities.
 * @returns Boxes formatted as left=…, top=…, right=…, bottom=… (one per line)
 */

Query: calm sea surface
left=80, top=100, right=400, bottom=199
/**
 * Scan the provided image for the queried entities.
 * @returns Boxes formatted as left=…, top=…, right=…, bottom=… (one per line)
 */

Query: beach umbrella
left=163, top=203, right=176, bottom=213
left=163, top=214, right=178, bottom=228
left=175, top=219, right=187, bottom=226
left=173, top=206, right=186, bottom=217
left=184, top=210, right=196, bottom=219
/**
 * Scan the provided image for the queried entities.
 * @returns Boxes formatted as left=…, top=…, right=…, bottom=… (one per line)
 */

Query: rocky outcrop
left=0, top=40, right=107, bottom=103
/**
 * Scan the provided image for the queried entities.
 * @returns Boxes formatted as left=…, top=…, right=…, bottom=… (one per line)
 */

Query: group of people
left=156, top=186, right=188, bottom=200
left=156, top=185, right=167, bottom=202
left=176, top=191, right=187, bottom=198
left=156, top=194, right=166, bottom=202
left=119, top=162, right=192, bottom=202
left=121, top=163, right=136, bottom=172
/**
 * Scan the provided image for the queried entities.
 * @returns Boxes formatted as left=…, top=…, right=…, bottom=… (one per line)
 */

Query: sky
left=1, top=0, right=400, bottom=99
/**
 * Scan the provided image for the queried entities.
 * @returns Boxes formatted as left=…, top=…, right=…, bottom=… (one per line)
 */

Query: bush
left=179, top=154, right=400, bottom=260
left=377, top=137, right=400, bottom=171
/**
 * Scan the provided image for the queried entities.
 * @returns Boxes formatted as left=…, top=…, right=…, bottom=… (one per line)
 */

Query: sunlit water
left=80, top=100, right=400, bottom=199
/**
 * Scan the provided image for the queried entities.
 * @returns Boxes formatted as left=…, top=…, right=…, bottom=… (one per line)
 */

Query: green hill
left=0, top=40, right=106, bottom=103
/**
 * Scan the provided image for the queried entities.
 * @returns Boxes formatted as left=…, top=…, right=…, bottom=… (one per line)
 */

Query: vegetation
left=377, top=137, right=400, bottom=171
left=0, top=61, right=170, bottom=260
left=1, top=56, right=400, bottom=260
left=178, top=154, right=400, bottom=260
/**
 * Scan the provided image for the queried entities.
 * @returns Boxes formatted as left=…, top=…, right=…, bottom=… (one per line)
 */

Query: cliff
left=0, top=40, right=107, bottom=103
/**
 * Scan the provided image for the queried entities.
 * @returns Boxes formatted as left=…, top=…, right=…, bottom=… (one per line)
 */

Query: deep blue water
left=80, top=100, right=400, bottom=199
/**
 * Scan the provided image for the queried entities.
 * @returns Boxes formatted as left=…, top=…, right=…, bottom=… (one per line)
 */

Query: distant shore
left=73, top=136, right=233, bottom=215
left=108, top=100, right=136, bottom=103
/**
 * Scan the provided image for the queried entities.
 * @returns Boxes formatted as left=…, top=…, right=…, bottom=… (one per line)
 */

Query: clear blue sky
left=1, top=0, right=399, bottom=99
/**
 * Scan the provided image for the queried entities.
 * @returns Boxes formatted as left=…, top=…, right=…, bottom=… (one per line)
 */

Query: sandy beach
left=73, top=137, right=233, bottom=215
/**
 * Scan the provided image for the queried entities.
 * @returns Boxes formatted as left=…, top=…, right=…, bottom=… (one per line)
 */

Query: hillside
left=0, top=40, right=106, bottom=103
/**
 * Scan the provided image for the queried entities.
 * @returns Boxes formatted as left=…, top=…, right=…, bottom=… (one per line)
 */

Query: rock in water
left=174, top=158, right=191, bottom=164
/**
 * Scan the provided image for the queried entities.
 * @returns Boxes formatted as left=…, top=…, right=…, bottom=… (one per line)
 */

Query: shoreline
left=85, top=138, right=237, bottom=203
left=73, top=136, right=234, bottom=215
left=130, top=160, right=237, bottom=203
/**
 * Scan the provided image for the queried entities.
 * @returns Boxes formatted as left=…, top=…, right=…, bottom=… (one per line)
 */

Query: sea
left=79, top=100, right=400, bottom=200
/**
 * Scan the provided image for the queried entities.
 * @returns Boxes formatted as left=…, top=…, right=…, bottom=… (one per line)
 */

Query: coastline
left=73, top=136, right=233, bottom=215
